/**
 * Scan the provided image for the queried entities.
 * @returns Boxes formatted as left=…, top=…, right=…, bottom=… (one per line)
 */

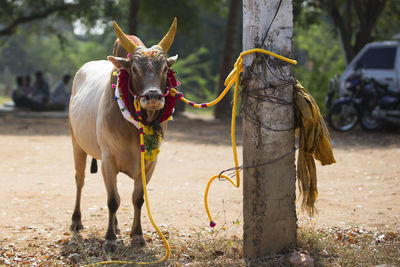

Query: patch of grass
left=0, top=96, right=11, bottom=105
left=1, top=224, right=399, bottom=266
left=56, top=223, right=244, bottom=267
left=298, top=226, right=400, bottom=266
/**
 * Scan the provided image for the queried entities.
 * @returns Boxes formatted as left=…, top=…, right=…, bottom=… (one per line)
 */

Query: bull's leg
left=114, top=217, right=120, bottom=234
left=101, top=155, right=120, bottom=252
left=131, top=179, right=145, bottom=246
left=131, top=163, right=156, bottom=247
left=70, top=138, right=87, bottom=232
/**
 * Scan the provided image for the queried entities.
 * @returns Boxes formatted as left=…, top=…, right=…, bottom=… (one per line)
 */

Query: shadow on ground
left=0, top=112, right=399, bottom=149
left=329, top=124, right=400, bottom=149
left=60, top=231, right=161, bottom=266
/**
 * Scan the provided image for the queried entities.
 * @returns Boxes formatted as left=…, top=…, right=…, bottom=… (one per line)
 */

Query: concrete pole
left=242, top=0, right=296, bottom=261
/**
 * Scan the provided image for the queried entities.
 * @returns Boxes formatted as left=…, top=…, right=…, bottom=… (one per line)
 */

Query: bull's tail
left=90, top=158, right=98, bottom=173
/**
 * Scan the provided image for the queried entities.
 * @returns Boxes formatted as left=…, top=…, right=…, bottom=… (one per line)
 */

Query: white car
left=338, top=34, right=400, bottom=97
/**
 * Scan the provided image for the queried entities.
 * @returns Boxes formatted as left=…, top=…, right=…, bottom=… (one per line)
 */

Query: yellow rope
left=83, top=260, right=133, bottom=266
left=85, top=48, right=296, bottom=266
left=201, top=49, right=297, bottom=226
left=134, top=100, right=171, bottom=264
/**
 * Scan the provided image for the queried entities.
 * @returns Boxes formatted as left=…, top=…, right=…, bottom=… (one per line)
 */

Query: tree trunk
left=242, top=0, right=296, bottom=262
left=328, top=1, right=354, bottom=65
left=353, top=0, right=387, bottom=56
left=214, top=0, right=241, bottom=120
left=327, top=0, right=387, bottom=64
left=128, top=0, right=140, bottom=35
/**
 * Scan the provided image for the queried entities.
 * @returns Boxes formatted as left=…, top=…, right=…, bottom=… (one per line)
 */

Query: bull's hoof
left=131, top=235, right=146, bottom=247
left=104, top=240, right=117, bottom=253
left=70, top=222, right=83, bottom=232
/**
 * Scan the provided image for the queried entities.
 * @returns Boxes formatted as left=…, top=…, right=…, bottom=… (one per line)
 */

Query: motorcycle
left=327, top=68, right=400, bottom=131
left=325, top=74, right=339, bottom=110
left=372, top=91, right=400, bottom=127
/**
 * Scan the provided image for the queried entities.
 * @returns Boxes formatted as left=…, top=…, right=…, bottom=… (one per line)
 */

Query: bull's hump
left=77, top=60, right=114, bottom=89
left=127, top=35, right=146, bottom=48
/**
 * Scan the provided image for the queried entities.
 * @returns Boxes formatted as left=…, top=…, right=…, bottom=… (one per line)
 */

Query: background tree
left=0, top=0, right=229, bottom=101
left=293, top=16, right=345, bottom=115
left=213, top=0, right=241, bottom=120
left=2, top=0, right=397, bottom=113
left=128, top=0, right=140, bottom=35
left=0, top=0, right=119, bottom=37
left=295, top=0, right=400, bottom=64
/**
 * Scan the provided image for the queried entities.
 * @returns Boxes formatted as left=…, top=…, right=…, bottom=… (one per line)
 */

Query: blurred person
left=11, top=76, right=32, bottom=108
left=31, top=71, right=50, bottom=110
left=49, top=74, right=71, bottom=110
left=23, top=75, right=34, bottom=96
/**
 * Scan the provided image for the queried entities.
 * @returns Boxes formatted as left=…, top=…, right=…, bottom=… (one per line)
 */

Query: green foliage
left=0, top=1, right=229, bottom=101
left=0, top=95, right=11, bottom=105
left=293, top=0, right=399, bottom=114
left=293, top=0, right=400, bottom=63
left=293, top=0, right=323, bottom=27
left=0, top=0, right=119, bottom=36
left=139, top=0, right=227, bottom=36
left=294, top=18, right=345, bottom=115
left=0, top=26, right=222, bottom=100
left=374, top=1, right=400, bottom=40
left=173, top=47, right=218, bottom=103
left=0, top=31, right=108, bottom=79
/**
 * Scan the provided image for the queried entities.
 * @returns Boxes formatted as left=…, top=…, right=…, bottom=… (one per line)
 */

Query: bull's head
left=107, top=18, right=178, bottom=121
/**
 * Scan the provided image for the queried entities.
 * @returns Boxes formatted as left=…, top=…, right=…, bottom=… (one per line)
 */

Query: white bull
left=68, top=18, right=178, bottom=252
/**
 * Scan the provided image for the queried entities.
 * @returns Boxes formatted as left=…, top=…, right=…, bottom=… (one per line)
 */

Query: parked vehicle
left=371, top=90, right=400, bottom=127
left=337, top=35, right=400, bottom=98
left=328, top=66, right=400, bottom=131
left=325, top=74, right=339, bottom=110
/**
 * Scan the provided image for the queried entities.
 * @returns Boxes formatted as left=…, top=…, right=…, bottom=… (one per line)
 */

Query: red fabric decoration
left=118, top=69, right=135, bottom=117
left=160, top=94, right=176, bottom=122
left=117, top=69, right=179, bottom=124
left=167, top=69, right=179, bottom=88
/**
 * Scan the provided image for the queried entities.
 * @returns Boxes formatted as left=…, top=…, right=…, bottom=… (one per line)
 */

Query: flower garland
left=142, top=125, right=161, bottom=161
left=113, top=69, right=181, bottom=161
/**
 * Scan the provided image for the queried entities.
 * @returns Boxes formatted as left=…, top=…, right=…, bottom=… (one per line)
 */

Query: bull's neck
left=103, top=72, right=139, bottom=137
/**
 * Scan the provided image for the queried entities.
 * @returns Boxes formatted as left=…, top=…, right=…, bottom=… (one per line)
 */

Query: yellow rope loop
left=203, top=48, right=296, bottom=227
left=203, top=69, right=240, bottom=227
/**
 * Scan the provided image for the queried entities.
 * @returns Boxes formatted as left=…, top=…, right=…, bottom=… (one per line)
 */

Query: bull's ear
left=167, top=55, right=178, bottom=67
left=107, top=56, right=130, bottom=70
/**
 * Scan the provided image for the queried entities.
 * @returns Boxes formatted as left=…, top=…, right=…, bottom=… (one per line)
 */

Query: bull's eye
left=132, top=66, right=138, bottom=74
left=163, top=66, right=168, bottom=73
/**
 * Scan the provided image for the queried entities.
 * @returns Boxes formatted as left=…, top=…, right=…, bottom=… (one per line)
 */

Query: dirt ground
left=0, top=112, right=399, bottom=259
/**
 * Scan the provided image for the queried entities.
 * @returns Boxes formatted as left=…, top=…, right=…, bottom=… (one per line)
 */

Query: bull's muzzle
left=139, top=89, right=166, bottom=110
left=143, top=89, right=164, bottom=100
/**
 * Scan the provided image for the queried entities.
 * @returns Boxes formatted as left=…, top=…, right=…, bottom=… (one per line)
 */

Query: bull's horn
left=113, top=21, right=137, bottom=53
left=158, top=17, right=177, bottom=52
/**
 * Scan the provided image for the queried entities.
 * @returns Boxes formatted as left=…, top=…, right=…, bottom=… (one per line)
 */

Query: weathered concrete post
left=242, top=0, right=296, bottom=261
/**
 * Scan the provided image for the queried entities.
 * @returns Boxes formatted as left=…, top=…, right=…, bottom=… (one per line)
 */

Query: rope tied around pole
left=169, top=49, right=297, bottom=227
